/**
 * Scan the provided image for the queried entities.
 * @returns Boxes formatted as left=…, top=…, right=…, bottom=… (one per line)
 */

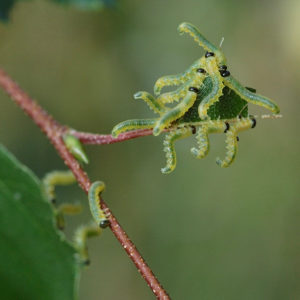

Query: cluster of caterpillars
left=112, top=22, right=280, bottom=174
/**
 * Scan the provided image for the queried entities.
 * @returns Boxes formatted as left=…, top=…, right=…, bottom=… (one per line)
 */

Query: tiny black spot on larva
left=221, top=70, right=230, bottom=77
left=236, top=136, right=240, bottom=142
left=219, top=65, right=227, bottom=71
left=251, top=118, right=257, bottom=128
left=196, top=68, right=206, bottom=73
left=224, top=122, right=230, bottom=133
left=99, top=219, right=110, bottom=229
left=205, top=51, right=215, bottom=58
left=188, top=87, right=199, bottom=93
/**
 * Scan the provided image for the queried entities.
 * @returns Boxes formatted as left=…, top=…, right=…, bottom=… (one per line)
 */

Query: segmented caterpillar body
left=88, top=181, right=110, bottom=229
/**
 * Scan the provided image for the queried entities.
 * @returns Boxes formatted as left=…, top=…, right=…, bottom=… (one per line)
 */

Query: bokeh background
left=0, top=0, right=299, bottom=299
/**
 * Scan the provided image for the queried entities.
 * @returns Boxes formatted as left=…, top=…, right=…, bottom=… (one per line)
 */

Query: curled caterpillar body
left=74, top=223, right=102, bottom=265
left=156, top=66, right=206, bottom=105
left=153, top=91, right=197, bottom=136
left=190, top=125, right=210, bottom=159
left=198, top=57, right=224, bottom=119
left=216, top=118, right=254, bottom=167
left=153, top=57, right=204, bottom=95
left=157, top=85, right=188, bottom=104
left=225, top=76, right=280, bottom=114
left=162, top=127, right=193, bottom=174
left=88, top=181, right=110, bottom=229
left=134, top=91, right=166, bottom=115
left=191, top=121, right=226, bottom=159
left=43, top=170, right=82, bottom=230
left=43, top=170, right=76, bottom=202
left=177, top=22, right=227, bottom=66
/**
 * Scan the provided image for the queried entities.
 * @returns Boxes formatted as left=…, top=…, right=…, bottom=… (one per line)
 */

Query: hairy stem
left=70, top=128, right=156, bottom=144
left=0, top=68, right=170, bottom=300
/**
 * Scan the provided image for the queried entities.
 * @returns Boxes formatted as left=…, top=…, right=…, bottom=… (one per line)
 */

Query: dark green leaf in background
left=0, top=0, right=16, bottom=21
left=52, top=0, right=115, bottom=10
left=0, top=0, right=116, bottom=21
left=0, top=144, right=80, bottom=300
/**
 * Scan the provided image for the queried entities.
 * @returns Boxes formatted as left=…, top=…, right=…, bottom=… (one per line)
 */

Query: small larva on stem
left=88, top=181, right=110, bottom=229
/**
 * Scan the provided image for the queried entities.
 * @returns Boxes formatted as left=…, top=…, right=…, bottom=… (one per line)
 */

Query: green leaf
left=0, top=144, right=80, bottom=300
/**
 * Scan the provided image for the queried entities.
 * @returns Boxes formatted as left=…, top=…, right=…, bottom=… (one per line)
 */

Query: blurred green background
left=0, top=0, right=299, bottom=299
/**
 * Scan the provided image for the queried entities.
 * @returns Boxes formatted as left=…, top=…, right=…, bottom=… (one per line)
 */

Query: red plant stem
left=70, top=128, right=154, bottom=145
left=0, top=69, right=170, bottom=300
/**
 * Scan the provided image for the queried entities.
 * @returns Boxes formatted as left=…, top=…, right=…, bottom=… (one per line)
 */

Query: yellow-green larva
left=43, top=170, right=82, bottom=229
left=162, top=126, right=193, bottom=174
left=191, top=120, right=227, bottom=159
left=43, top=170, right=76, bottom=202
left=74, top=223, right=102, bottom=265
left=88, top=181, right=110, bottom=229
left=215, top=118, right=256, bottom=167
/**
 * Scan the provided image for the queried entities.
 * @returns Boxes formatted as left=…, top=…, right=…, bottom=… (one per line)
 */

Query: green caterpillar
left=88, top=181, right=110, bottom=229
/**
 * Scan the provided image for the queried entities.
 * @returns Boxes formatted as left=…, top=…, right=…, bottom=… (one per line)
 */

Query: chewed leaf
left=177, top=77, right=248, bottom=124
left=0, top=144, right=80, bottom=300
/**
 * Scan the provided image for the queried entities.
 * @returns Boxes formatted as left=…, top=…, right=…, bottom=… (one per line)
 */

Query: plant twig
left=0, top=68, right=170, bottom=300
left=70, top=115, right=282, bottom=146
left=70, top=128, right=154, bottom=145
